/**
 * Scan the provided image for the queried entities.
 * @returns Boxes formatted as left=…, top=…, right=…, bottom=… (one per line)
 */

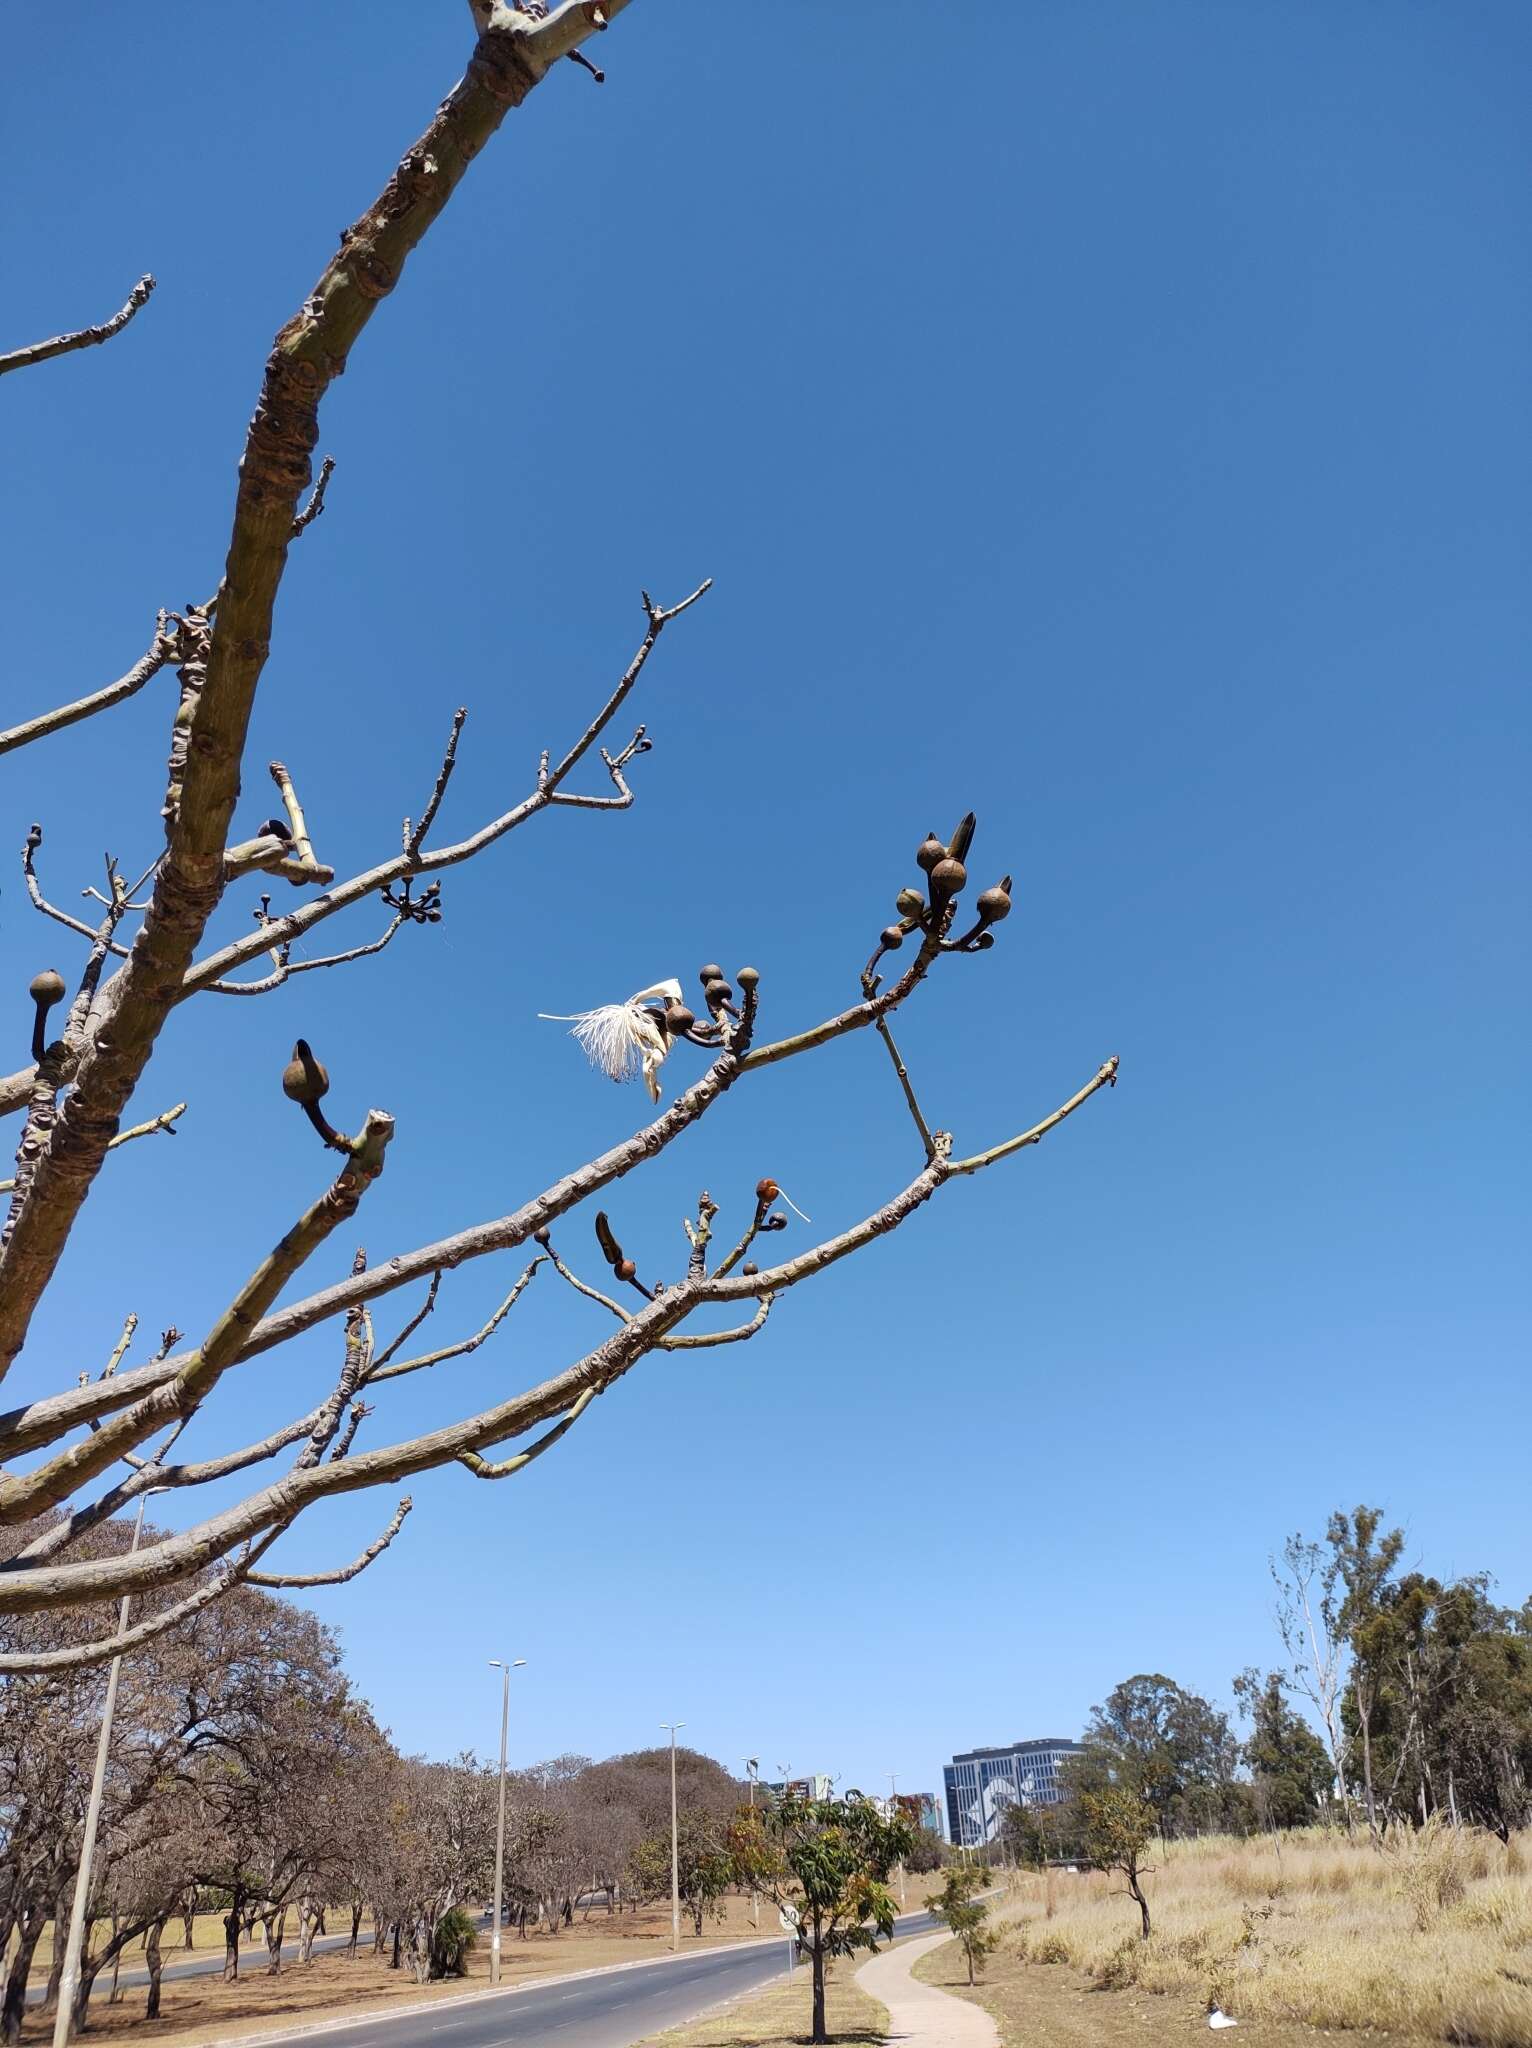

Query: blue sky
left=3, top=0, right=1527, bottom=1805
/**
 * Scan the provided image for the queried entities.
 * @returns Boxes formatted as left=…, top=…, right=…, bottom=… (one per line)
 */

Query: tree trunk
left=298, top=1896, right=319, bottom=1965
left=390, top=1921, right=402, bottom=1970
left=182, top=1898, right=197, bottom=1950
left=967, top=1942, right=975, bottom=1985
left=1, top=1911, right=45, bottom=2045
left=349, top=1903, right=364, bottom=1956
left=223, top=1900, right=243, bottom=1982
left=1356, top=1678, right=1380, bottom=1845
left=145, top=1920, right=166, bottom=2021
left=810, top=1935, right=827, bottom=2046
left=1128, top=1869, right=1151, bottom=1941
left=263, top=1907, right=286, bottom=1975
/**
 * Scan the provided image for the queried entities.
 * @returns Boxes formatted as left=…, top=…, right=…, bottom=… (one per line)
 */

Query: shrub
left=430, top=1907, right=478, bottom=1979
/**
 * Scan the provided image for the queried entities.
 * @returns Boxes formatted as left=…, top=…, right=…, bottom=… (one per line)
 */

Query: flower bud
left=915, top=833, right=946, bottom=874
left=29, top=969, right=66, bottom=1009
left=281, top=1039, right=330, bottom=1104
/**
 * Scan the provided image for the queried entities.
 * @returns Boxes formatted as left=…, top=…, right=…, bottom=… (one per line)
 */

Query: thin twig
left=245, top=1496, right=412, bottom=1586
left=290, top=456, right=336, bottom=538
left=404, top=709, right=467, bottom=860
left=0, top=626, right=175, bottom=757
left=874, top=1016, right=935, bottom=1161
left=370, top=1272, right=441, bottom=1372
left=0, top=274, right=156, bottom=380
left=364, top=1259, right=542, bottom=1384
left=0, top=1102, right=186, bottom=1194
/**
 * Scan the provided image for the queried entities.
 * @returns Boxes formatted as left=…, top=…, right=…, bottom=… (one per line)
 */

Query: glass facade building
left=942, top=1739, right=1085, bottom=1848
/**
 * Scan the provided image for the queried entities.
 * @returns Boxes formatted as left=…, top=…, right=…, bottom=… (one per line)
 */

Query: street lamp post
left=661, top=1724, right=684, bottom=1951
left=488, top=1659, right=526, bottom=1986
left=53, top=1491, right=160, bottom=2048
left=744, top=1759, right=760, bottom=1927
left=889, top=1773, right=906, bottom=1909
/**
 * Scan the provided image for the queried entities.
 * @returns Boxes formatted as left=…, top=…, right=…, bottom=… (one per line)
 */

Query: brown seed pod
left=742, top=1260, right=759, bottom=1277
left=736, top=965, right=760, bottom=990
left=29, top=969, right=66, bottom=1008
left=698, top=963, right=723, bottom=987
left=756, top=1177, right=779, bottom=1201
left=703, top=978, right=732, bottom=1009
left=895, top=888, right=926, bottom=919
left=663, top=1001, right=696, bottom=1037
left=880, top=925, right=905, bottom=950
left=616, top=1258, right=637, bottom=1283
left=948, top=811, right=977, bottom=863
left=928, top=856, right=968, bottom=908
left=973, top=931, right=995, bottom=950
left=915, top=832, right=946, bottom=873
left=976, top=881, right=1012, bottom=924
left=281, top=1039, right=330, bottom=1104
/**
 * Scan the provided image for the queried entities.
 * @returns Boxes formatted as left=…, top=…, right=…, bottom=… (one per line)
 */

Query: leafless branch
left=363, top=1259, right=543, bottom=1384
left=0, top=1101, right=185, bottom=1193
left=404, top=708, right=467, bottom=860
left=0, top=1111, right=395, bottom=1527
left=874, top=1015, right=935, bottom=1160
left=0, top=620, right=177, bottom=757
left=370, top=1272, right=442, bottom=1372
left=0, top=273, right=155, bottom=380
left=657, top=1295, right=774, bottom=1349
left=455, top=1386, right=600, bottom=1480
left=290, top=455, right=336, bottom=537
left=244, top=1497, right=413, bottom=1586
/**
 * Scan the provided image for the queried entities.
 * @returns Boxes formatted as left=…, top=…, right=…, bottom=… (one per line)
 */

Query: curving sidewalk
left=856, top=1931, right=999, bottom=2047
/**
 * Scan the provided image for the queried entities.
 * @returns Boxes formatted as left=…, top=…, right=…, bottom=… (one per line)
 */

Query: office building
left=942, top=1738, right=1084, bottom=1849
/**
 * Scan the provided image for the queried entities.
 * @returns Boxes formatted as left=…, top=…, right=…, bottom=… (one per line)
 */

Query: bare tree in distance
left=0, top=1, right=1118, bottom=1665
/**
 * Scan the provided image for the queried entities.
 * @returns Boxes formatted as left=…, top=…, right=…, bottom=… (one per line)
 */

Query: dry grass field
left=921, top=1827, right=1532, bottom=2048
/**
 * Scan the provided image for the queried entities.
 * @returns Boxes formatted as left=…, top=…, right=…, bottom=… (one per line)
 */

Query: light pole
left=889, top=1773, right=906, bottom=1909
left=53, top=1490, right=160, bottom=2048
left=744, top=1759, right=760, bottom=1927
left=488, top=1658, right=526, bottom=1985
left=661, top=1724, right=684, bottom=1951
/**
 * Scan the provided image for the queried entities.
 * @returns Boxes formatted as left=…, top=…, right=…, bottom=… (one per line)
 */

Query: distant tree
left=1233, top=1668, right=1333, bottom=1828
left=735, top=1792, right=913, bottom=2044
left=930, top=1866, right=999, bottom=1984
left=1000, top=1794, right=1088, bottom=1869
left=903, top=1826, right=947, bottom=1875
left=1077, top=1674, right=1243, bottom=1839
left=1080, top=1785, right=1156, bottom=1941
left=1272, top=1530, right=1351, bottom=1828
left=1327, top=1506, right=1405, bottom=1843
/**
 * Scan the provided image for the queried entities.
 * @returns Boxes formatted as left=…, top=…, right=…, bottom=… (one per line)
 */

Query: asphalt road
left=121, top=1908, right=940, bottom=2048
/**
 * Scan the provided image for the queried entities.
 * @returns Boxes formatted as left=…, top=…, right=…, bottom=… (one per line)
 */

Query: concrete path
left=856, top=1931, right=999, bottom=2048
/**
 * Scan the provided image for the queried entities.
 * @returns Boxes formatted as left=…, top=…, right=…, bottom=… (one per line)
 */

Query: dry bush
left=994, top=1828, right=1532, bottom=2044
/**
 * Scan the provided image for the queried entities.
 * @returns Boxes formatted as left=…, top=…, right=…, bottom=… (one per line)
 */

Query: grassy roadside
left=914, top=1829, right=1532, bottom=2048
left=631, top=1964, right=887, bottom=2048
left=914, top=1935, right=1316, bottom=2048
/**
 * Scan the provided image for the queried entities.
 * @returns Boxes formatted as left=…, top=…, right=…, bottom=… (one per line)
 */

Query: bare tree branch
left=0, top=272, right=155, bottom=379
left=244, top=1496, right=412, bottom=1586
left=0, top=3, right=639, bottom=1383
left=0, top=620, right=176, bottom=757
left=0, top=1053, right=1117, bottom=1618
left=290, top=454, right=336, bottom=537
left=0, top=1101, right=183, bottom=1193
left=0, top=1111, right=395, bottom=1526
left=364, top=1259, right=542, bottom=1384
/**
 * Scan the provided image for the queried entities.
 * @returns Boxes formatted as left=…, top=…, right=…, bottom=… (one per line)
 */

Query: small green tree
left=735, top=1792, right=914, bottom=2044
left=1080, top=1785, right=1155, bottom=1940
left=930, top=1866, right=999, bottom=1984
left=429, top=1906, right=477, bottom=1978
